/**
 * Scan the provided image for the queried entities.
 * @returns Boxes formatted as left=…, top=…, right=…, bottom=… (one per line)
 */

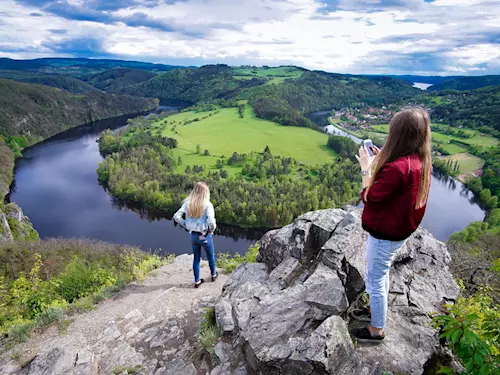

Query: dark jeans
left=191, top=233, right=216, bottom=282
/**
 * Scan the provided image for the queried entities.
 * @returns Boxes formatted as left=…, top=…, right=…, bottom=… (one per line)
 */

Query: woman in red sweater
left=352, top=107, right=432, bottom=342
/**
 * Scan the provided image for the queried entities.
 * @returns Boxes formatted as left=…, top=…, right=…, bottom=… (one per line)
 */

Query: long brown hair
left=367, top=107, right=432, bottom=209
left=186, top=182, right=210, bottom=218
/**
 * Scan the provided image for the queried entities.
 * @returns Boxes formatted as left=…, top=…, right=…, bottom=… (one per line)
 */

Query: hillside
left=428, top=75, right=500, bottom=91
left=0, top=57, right=183, bottom=77
left=0, top=79, right=159, bottom=139
left=83, top=68, right=156, bottom=92
left=421, top=86, right=500, bottom=131
left=124, top=64, right=266, bottom=103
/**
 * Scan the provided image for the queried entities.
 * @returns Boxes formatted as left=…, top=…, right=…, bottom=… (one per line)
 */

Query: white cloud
left=0, top=0, right=499, bottom=74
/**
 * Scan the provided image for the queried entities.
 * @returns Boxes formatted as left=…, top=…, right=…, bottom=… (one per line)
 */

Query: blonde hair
left=186, top=182, right=210, bottom=218
left=366, top=107, right=432, bottom=209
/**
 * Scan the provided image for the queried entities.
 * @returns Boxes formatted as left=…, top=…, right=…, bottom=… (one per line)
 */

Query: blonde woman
left=174, top=182, right=218, bottom=288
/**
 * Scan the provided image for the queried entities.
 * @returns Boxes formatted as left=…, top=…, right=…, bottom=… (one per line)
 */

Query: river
left=9, top=110, right=262, bottom=256
left=325, top=122, right=485, bottom=241
left=9, top=111, right=485, bottom=255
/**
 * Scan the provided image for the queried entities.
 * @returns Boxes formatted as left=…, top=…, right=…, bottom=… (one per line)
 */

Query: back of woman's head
left=187, top=182, right=210, bottom=218
left=370, top=107, right=432, bottom=209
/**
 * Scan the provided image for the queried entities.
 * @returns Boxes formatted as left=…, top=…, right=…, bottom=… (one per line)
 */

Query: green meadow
left=233, top=66, right=303, bottom=84
left=150, top=105, right=335, bottom=173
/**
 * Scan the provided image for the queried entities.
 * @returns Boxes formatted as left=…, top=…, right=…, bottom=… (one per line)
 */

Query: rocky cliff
left=0, top=203, right=38, bottom=243
left=214, top=207, right=460, bottom=375
left=0, top=207, right=460, bottom=375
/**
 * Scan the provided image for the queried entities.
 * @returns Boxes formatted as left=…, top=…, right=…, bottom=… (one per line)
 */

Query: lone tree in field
left=204, top=149, right=210, bottom=156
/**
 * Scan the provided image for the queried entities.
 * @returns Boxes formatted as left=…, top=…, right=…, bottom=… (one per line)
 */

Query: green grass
left=153, top=106, right=336, bottom=168
left=233, top=66, right=304, bottom=79
left=217, top=244, right=259, bottom=273
left=371, top=124, right=499, bottom=155
left=441, top=153, right=485, bottom=174
left=198, top=308, right=221, bottom=350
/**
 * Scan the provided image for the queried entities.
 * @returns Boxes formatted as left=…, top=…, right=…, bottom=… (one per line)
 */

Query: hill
left=82, top=68, right=157, bottom=92
left=428, top=75, right=500, bottom=91
left=0, top=57, right=183, bottom=77
left=0, top=79, right=159, bottom=140
left=124, top=64, right=266, bottom=103
left=386, top=75, right=460, bottom=85
left=420, top=86, right=500, bottom=132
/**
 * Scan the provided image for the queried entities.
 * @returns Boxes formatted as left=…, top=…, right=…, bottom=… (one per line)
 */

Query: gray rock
left=162, top=358, right=197, bottom=375
left=215, top=208, right=460, bottom=375
left=215, top=299, right=235, bottom=333
left=268, top=257, right=301, bottom=289
left=304, top=264, right=348, bottom=315
left=0, top=212, right=13, bottom=243
left=28, top=345, right=97, bottom=375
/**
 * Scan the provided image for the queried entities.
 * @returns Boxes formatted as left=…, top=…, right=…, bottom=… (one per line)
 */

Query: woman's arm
left=173, top=202, right=187, bottom=227
left=206, top=203, right=217, bottom=233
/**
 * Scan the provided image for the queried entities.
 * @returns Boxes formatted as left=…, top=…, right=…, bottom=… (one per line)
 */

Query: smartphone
left=363, top=139, right=374, bottom=157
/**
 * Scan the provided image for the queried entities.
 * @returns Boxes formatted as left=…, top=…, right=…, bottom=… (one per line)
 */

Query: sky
left=0, top=0, right=499, bottom=75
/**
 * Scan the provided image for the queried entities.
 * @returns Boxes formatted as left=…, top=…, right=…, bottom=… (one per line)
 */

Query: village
left=330, top=105, right=396, bottom=132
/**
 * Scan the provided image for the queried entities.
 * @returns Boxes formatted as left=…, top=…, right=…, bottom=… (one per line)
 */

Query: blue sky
left=0, top=0, right=499, bottom=75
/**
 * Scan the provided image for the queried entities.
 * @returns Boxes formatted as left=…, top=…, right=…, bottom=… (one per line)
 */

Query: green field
left=233, top=66, right=303, bottom=84
left=233, top=66, right=304, bottom=78
left=371, top=124, right=499, bottom=155
left=150, top=106, right=335, bottom=173
left=441, top=153, right=485, bottom=175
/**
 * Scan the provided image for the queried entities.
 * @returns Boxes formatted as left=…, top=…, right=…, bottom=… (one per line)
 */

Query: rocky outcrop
left=215, top=207, right=460, bottom=375
left=0, top=203, right=38, bottom=242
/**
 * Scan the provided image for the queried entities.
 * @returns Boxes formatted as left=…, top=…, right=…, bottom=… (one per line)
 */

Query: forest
left=0, top=79, right=159, bottom=140
left=97, top=124, right=361, bottom=228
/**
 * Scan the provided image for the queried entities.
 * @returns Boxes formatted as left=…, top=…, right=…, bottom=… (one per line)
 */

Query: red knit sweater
left=361, top=154, right=428, bottom=241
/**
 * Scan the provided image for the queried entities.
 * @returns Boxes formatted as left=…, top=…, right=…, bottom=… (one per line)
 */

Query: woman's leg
left=191, top=235, right=202, bottom=283
left=201, top=235, right=217, bottom=277
left=366, top=235, right=405, bottom=331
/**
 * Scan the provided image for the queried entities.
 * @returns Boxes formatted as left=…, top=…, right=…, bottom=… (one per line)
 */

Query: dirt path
left=0, top=254, right=229, bottom=375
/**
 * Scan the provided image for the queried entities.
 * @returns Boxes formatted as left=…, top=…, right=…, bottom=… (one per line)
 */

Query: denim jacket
left=173, top=201, right=217, bottom=234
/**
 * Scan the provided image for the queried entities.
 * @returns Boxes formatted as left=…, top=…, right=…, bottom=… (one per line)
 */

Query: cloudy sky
left=0, top=0, right=499, bottom=75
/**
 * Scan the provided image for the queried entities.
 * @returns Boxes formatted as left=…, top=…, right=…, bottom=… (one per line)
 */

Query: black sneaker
left=211, top=272, right=218, bottom=282
left=350, top=307, right=372, bottom=322
left=194, top=279, right=205, bottom=288
left=351, top=327, right=385, bottom=342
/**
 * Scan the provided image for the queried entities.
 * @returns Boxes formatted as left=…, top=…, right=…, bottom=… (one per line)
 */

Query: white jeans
left=365, top=234, right=406, bottom=329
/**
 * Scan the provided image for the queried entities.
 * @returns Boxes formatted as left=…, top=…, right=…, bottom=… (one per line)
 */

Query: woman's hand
left=355, top=145, right=372, bottom=171
left=372, top=145, right=381, bottom=155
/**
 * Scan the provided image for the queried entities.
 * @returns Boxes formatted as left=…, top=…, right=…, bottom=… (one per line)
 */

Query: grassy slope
left=151, top=106, right=335, bottom=171
left=233, top=66, right=304, bottom=85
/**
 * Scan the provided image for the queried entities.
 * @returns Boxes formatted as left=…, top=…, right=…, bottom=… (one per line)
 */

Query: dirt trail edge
left=1, top=254, right=230, bottom=375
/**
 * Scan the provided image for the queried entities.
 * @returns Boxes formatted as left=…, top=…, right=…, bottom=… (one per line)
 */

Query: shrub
left=217, top=244, right=259, bottom=274
left=433, top=279, right=500, bottom=374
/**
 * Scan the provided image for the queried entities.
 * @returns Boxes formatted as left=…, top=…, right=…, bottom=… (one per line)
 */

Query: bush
left=433, top=274, right=500, bottom=374
left=217, top=244, right=259, bottom=274
left=0, top=239, right=172, bottom=343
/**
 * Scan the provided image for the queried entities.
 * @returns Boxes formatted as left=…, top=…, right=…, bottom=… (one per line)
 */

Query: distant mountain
left=386, top=75, right=460, bottom=85
left=0, top=79, right=158, bottom=139
left=0, top=58, right=184, bottom=77
left=0, top=71, right=98, bottom=94
left=428, top=75, right=500, bottom=91
left=83, top=68, right=157, bottom=92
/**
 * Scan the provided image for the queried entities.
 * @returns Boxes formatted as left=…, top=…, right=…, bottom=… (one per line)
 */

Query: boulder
left=215, top=208, right=460, bottom=375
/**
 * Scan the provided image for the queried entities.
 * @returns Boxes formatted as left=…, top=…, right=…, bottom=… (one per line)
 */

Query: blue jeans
left=365, top=234, right=406, bottom=329
left=191, top=233, right=217, bottom=283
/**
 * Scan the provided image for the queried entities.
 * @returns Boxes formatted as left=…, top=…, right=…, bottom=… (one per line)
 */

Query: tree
left=204, top=149, right=210, bottom=156
left=196, top=144, right=201, bottom=154
left=220, top=169, right=228, bottom=178
left=177, top=156, right=182, bottom=165
left=185, top=165, right=192, bottom=174
left=216, top=159, right=224, bottom=169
